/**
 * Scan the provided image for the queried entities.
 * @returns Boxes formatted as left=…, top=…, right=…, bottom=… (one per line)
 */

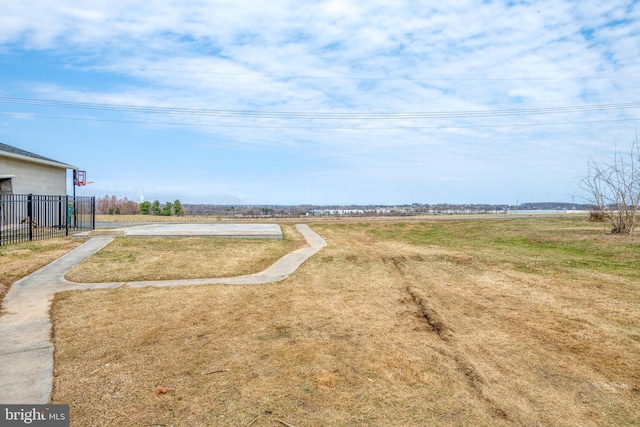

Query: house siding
left=0, top=156, right=67, bottom=195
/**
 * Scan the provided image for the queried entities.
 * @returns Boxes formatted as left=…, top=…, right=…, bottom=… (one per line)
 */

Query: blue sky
left=1, top=1, right=639, bottom=205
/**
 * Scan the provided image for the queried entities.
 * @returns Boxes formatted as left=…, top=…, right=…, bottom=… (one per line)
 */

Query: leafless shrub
left=581, top=132, right=640, bottom=235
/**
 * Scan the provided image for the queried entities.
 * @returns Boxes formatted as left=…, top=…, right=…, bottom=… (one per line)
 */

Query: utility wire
left=0, top=111, right=636, bottom=130
left=1, top=96, right=639, bottom=120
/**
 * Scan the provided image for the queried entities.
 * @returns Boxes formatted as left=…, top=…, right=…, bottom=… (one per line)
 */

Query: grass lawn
left=50, top=217, right=640, bottom=426
left=65, top=225, right=306, bottom=283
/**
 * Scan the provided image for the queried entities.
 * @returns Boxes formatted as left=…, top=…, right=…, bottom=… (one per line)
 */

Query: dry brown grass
left=65, top=225, right=305, bottom=283
left=0, top=238, right=80, bottom=311
left=51, top=218, right=640, bottom=426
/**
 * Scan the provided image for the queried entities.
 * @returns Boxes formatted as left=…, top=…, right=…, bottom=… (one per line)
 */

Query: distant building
left=0, top=142, right=77, bottom=195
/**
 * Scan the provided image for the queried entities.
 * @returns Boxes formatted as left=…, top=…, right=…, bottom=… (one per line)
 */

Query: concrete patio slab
left=87, top=223, right=283, bottom=239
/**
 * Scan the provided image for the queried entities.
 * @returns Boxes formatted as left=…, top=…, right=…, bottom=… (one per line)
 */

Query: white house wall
left=0, top=156, right=67, bottom=195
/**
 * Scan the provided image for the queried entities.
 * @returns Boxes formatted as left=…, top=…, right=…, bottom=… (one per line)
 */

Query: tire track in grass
left=381, top=255, right=511, bottom=422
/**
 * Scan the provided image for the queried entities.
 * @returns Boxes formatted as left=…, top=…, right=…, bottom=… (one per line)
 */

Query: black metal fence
left=0, top=194, right=95, bottom=245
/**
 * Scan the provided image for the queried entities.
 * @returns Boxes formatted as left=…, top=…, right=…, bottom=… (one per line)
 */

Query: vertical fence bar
left=38, top=195, right=43, bottom=241
left=36, top=195, right=42, bottom=241
left=0, top=195, right=3, bottom=246
left=73, top=196, right=77, bottom=229
left=43, top=196, right=46, bottom=240
left=65, top=195, right=69, bottom=236
left=27, top=194, right=33, bottom=242
left=0, top=195, right=6, bottom=246
left=20, top=195, right=25, bottom=243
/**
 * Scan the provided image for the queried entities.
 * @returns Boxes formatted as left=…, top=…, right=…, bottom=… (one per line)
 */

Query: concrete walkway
left=0, top=224, right=326, bottom=404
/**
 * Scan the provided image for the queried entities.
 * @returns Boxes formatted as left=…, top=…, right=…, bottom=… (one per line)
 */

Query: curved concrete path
left=0, top=224, right=326, bottom=404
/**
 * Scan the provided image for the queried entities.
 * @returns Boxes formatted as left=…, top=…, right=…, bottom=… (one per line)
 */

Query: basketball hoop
left=73, top=170, right=93, bottom=186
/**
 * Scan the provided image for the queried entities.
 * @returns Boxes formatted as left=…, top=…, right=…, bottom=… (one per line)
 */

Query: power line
left=0, top=111, right=636, bottom=130
left=1, top=96, right=639, bottom=120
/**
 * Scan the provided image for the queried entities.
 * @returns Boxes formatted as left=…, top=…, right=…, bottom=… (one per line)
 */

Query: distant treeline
left=96, top=195, right=140, bottom=215
left=185, top=204, right=309, bottom=217
left=97, top=196, right=592, bottom=217
left=180, top=201, right=593, bottom=217
left=96, top=195, right=183, bottom=216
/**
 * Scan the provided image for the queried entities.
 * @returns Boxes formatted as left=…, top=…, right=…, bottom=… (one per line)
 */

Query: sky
left=1, top=1, right=639, bottom=206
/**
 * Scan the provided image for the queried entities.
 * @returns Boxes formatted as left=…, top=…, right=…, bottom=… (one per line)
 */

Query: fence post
left=73, top=196, right=77, bottom=229
left=27, top=194, right=33, bottom=241
left=65, top=195, right=69, bottom=236
left=91, top=196, right=96, bottom=230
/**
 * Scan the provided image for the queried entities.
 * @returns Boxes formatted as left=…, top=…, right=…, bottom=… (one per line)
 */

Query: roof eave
left=0, top=151, right=78, bottom=170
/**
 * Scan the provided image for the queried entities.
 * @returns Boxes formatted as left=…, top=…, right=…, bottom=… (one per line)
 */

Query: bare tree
left=582, top=133, right=640, bottom=234
left=96, top=195, right=140, bottom=215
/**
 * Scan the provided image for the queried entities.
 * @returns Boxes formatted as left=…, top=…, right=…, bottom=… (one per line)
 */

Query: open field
left=0, top=238, right=81, bottom=310
left=50, top=217, right=640, bottom=426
